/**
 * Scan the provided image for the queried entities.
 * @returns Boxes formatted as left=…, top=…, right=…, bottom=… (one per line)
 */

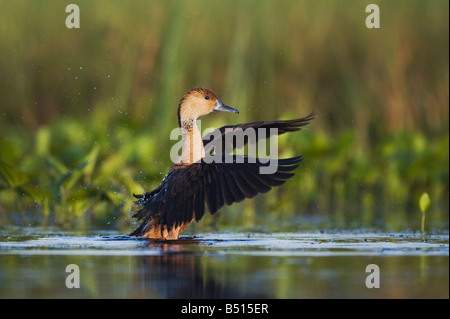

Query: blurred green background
left=0, top=0, right=448, bottom=233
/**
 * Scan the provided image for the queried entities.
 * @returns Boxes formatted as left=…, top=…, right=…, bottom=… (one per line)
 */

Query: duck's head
left=178, top=87, right=239, bottom=128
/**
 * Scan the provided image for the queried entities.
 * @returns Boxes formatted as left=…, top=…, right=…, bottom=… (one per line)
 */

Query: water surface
left=0, top=227, right=448, bottom=298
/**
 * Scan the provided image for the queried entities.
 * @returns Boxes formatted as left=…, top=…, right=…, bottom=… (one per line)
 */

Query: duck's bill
left=213, top=100, right=239, bottom=114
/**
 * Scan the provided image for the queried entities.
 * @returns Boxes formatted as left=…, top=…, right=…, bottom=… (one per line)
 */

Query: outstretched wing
left=130, top=156, right=302, bottom=237
left=202, top=111, right=315, bottom=155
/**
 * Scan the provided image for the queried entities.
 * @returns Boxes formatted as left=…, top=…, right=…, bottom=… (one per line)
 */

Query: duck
left=130, top=87, right=315, bottom=239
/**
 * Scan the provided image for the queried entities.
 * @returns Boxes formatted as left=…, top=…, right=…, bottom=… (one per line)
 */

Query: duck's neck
left=179, top=119, right=205, bottom=164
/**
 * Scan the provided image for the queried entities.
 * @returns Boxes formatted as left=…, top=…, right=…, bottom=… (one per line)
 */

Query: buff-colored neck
left=178, top=120, right=205, bottom=164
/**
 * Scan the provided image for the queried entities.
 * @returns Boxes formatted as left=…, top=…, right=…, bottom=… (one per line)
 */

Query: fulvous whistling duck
left=130, top=88, right=315, bottom=239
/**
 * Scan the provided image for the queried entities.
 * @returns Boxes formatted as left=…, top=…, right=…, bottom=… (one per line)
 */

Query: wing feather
left=203, top=111, right=315, bottom=154
left=130, top=155, right=304, bottom=236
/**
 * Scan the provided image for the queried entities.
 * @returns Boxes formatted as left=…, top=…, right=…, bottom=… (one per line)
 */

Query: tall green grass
left=0, top=0, right=448, bottom=232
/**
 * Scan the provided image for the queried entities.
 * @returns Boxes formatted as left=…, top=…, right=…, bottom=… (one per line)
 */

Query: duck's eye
left=205, top=96, right=210, bottom=100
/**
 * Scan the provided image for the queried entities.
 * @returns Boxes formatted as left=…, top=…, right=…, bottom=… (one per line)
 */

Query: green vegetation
left=420, top=192, right=431, bottom=233
left=0, top=0, right=448, bottom=232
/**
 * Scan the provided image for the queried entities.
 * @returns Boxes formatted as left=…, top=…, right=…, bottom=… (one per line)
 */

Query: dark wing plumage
left=130, top=156, right=302, bottom=237
left=203, top=111, right=315, bottom=155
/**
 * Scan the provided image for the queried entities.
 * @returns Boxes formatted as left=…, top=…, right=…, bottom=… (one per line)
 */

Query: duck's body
left=130, top=88, right=315, bottom=239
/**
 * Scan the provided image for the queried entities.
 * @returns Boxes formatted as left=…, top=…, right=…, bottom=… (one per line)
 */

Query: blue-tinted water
left=0, top=227, right=448, bottom=298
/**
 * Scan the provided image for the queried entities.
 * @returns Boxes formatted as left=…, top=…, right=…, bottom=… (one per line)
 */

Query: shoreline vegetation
left=0, top=1, right=448, bottom=232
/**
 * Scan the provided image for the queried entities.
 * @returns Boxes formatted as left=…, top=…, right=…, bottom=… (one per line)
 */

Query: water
left=0, top=227, right=448, bottom=298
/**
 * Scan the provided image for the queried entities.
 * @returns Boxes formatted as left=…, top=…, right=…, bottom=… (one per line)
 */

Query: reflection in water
left=0, top=231, right=448, bottom=298
left=135, top=240, right=267, bottom=298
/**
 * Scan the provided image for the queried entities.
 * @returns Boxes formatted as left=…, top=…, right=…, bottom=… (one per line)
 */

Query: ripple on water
left=0, top=229, right=448, bottom=257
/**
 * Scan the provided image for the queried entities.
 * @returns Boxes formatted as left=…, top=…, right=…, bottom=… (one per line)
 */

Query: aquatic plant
left=419, top=192, right=431, bottom=233
left=0, top=0, right=448, bottom=232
